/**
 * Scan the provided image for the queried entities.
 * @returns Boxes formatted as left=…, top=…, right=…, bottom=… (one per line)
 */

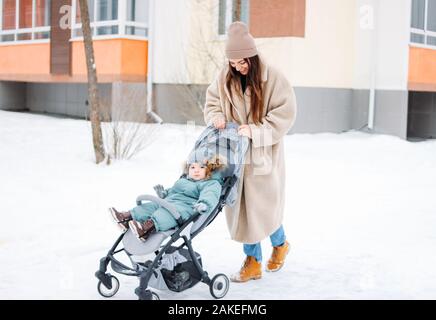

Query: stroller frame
left=95, top=174, right=237, bottom=300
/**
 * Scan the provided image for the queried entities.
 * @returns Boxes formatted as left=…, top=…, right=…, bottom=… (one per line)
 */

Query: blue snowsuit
left=130, top=173, right=223, bottom=231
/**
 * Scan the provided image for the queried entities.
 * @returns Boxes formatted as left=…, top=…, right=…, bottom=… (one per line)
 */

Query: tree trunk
left=79, top=0, right=105, bottom=164
left=233, top=0, right=241, bottom=20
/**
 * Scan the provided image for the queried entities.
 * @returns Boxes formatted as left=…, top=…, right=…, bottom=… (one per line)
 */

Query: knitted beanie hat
left=225, top=21, right=258, bottom=59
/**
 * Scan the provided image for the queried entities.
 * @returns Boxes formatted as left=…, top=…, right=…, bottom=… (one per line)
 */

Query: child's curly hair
left=183, top=155, right=226, bottom=179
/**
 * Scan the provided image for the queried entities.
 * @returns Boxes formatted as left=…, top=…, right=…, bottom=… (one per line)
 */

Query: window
left=411, top=0, right=436, bottom=48
left=0, top=0, right=51, bottom=42
left=73, top=0, right=119, bottom=37
left=2, top=0, right=16, bottom=30
left=71, top=0, right=148, bottom=39
left=0, top=0, right=149, bottom=42
left=97, top=0, right=117, bottom=21
left=218, top=0, right=249, bottom=36
left=96, top=0, right=118, bottom=35
left=125, top=0, right=148, bottom=37
left=34, top=0, right=50, bottom=39
left=35, top=0, right=50, bottom=27
left=75, top=0, right=94, bottom=23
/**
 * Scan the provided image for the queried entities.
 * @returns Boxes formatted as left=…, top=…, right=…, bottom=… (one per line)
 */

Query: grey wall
left=153, top=84, right=410, bottom=139
left=351, top=89, right=370, bottom=130
left=154, top=84, right=359, bottom=133
left=289, top=87, right=353, bottom=134
left=154, top=84, right=206, bottom=125
left=26, top=82, right=111, bottom=118
left=373, top=90, right=409, bottom=140
left=111, top=82, right=148, bottom=121
left=1, top=81, right=411, bottom=140
left=0, top=81, right=27, bottom=111
left=154, top=84, right=366, bottom=134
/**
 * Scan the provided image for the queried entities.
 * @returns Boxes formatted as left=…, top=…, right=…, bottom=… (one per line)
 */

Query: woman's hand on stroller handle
left=153, top=184, right=168, bottom=199
left=212, top=116, right=226, bottom=129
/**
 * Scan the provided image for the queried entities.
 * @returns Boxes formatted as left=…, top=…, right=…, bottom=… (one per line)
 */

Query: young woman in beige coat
left=203, top=22, right=297, bottom=282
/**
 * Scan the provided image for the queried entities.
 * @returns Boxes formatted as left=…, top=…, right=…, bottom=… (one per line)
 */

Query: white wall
left=264, top=0, right=356, bottom=88
left=153, top=0, right=191, bottom=84
left=187, top=0, right=357, bottom=88
left=159, top=0, right=411, bottom=90
left=353, top=0, right=411, bottom=90
left=375, top=0, right=411, bottom=90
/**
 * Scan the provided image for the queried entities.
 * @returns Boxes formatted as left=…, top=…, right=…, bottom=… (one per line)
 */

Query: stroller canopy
left=187, top=122, right=249, bottom=207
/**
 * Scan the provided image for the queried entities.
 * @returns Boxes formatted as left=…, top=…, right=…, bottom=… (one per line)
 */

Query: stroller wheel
left=209, top=274, right=230, bottom=299
left=97, top=275, right=120, bottom=298
left=136, top=289, right=160, bottom=300
left=151, top=292, right=160, bottom=300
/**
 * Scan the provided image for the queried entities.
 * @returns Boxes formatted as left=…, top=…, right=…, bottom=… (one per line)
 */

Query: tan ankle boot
left=230, top=256, right=262, bottom=283
left=266, top=241, right=290, bottom=272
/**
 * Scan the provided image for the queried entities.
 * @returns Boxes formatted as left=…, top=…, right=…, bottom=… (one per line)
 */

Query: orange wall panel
left=0, top=38, right=148, bottom=83
left=71, top=39, right=123, bottom=76
left=408, top=46, right=436, bottom=92
left=0, top=43, right=50, bottom=75
left=121, top=39, right=148, bottom=79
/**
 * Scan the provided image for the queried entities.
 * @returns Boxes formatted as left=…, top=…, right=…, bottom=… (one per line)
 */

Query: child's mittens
left=153, top=184, right=168, bottom=199
left=193, top=202, right=208, bottom=214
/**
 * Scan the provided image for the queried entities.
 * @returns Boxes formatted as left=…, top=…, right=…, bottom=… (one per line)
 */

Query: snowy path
left=1, top=110, right=436, bottom=299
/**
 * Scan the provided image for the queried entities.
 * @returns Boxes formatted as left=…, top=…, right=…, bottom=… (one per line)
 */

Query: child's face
left=188, top=163, right=207, bottom=180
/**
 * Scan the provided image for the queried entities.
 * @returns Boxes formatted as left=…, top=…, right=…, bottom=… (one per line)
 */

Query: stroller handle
left=136, top=194, right=184, bottom=226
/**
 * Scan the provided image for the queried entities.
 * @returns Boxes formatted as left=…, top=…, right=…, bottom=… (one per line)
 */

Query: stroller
left=95, top=123, right=249, bottom=300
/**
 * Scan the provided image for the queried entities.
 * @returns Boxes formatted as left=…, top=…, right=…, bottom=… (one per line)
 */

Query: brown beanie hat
left=225, top=21, right=258, bottom=59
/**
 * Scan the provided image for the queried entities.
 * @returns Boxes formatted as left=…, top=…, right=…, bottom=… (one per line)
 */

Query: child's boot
left=109, top=207, right=132, bottom=231
left=230, top=256, right=262, bottom=283
left=266, top=241, right=290, bottom=272
left=128, top=219, right=156, bottom=242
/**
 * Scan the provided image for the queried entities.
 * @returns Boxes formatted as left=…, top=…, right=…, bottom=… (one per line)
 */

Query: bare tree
left=171, top=0, right=246, bottom=117
left=167, top=0, right=226, bottom=118
left=100, top=84, right=159, bottom=161
left=79, top=0, right=106, bottom=164
left=233, top=0, right=242, bottom=20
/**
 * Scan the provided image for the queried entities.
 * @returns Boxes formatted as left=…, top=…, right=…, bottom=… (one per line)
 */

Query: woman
left=203, top=21, right=297, bottom=283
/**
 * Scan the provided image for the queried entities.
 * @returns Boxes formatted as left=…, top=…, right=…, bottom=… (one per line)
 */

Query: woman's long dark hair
left=225, top=55, right=264, bottom=125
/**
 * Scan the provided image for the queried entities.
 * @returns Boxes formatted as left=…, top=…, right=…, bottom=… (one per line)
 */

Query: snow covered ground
left=1, top=110, right=436, bottom=300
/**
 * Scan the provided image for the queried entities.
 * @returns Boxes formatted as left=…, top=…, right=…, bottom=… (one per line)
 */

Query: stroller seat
left=122, top=229, right=176, bottom=256
left=122, top=174, right=233, bottom=256
left=122, top=214, right=211, bottom=256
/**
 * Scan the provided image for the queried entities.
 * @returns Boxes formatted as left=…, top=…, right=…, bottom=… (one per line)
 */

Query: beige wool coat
left=203, top=55, right=297, bottom=244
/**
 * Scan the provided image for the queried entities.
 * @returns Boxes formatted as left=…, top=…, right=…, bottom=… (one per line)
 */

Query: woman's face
left=188, top=163, right=207, bottom=180
left=230, top=58, right=249, bottom=75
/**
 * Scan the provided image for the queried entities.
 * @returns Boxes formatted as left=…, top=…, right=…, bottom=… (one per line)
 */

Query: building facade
left=1, top=0, right=436, bottom=139
left=0, top=0, right=149, bottom=118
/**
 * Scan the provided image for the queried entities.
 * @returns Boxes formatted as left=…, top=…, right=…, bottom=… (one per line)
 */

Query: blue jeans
left=243, top=225, right=286, bottom=262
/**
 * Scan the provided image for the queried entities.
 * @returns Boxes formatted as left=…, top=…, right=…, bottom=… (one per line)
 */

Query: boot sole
left=230, top=275, right=262, bottom=283
left=265, top=244, right=290, bottom=273
left=128, top=221, right=147, bottom=242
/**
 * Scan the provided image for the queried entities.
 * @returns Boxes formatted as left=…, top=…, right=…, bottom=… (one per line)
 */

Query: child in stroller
left=110, top=154, right=225, bottom=242
left=95, top=123, right=248, bottom=300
